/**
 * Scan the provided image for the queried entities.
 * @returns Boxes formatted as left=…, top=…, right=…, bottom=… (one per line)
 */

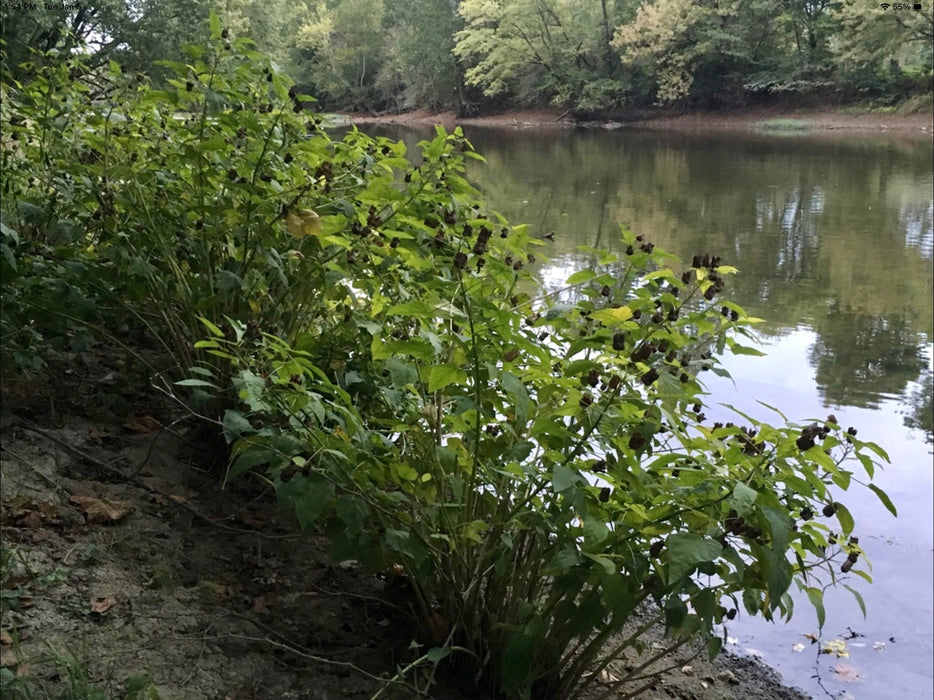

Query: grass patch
left=754, top=118, right=813, bottom=132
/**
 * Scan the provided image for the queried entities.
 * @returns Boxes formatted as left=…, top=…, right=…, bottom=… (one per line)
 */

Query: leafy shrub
left=197, top=167, right=894, bottom=697
left=1, top=23, right=895, bottom=699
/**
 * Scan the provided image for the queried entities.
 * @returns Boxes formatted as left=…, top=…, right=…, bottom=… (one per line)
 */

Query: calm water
left=367, top=124, right=934, bottom=699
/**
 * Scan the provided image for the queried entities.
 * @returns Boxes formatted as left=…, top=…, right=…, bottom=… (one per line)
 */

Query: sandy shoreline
left=344, top=106, right=933, bottom=134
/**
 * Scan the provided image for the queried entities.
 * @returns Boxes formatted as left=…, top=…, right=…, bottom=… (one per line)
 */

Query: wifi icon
left=880, top=2, right=890, bottom=7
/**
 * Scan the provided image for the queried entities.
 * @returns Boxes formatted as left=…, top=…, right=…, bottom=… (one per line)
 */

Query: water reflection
left=363, top=124, right=934, bottom=441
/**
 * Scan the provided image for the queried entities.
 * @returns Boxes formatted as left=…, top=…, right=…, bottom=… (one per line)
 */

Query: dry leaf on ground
left=69, top=495, right=133, bottom=524
left=90, top=596, right=118, bottom=614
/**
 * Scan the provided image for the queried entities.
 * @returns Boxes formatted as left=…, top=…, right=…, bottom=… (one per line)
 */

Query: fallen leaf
left=239, top=512, right=268, bottom=529
left=90, top=596, right=117, bottom=614
left=0, top=647, right=17, bottom=668
left=821, top=639, right=849, bottom=658
left=251, top=596, right=270, bottom=614
left=17, top=595, right=33, bottom=609
left=69, top=495, right=133, bottom=524
left=832, top=663, right=864, bottom=682
left=16, top=510, right=43, bottom=529
left=122, top=415, right=160, bottom=433
left=681, top=665, right=694, bottom=676
left=0, top=629, right=12, bottom=646
left=803, top=632, right=819, bottom=643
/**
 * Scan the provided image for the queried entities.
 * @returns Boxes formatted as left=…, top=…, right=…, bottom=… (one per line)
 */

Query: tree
left=374, top=0, right=461, bottom=110
left=611, top=0, right=784, bottom=105
left=295, top=0, right=387, bottom=110
left=453, top=0, right=633, bottom=111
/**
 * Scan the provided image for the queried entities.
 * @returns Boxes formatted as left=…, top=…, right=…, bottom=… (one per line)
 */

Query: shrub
left=1, top=22, right=895, bottom=699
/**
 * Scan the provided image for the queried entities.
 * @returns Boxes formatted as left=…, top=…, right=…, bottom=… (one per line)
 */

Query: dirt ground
left=344, top=106, right=933, bottom=134
left=0, top=356, right=815, bottom=700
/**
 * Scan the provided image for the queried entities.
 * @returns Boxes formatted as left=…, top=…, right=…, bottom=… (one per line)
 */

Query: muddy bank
left=1, top=357, right=812, bottom=700
left=345, top=106, right=933, bottom=134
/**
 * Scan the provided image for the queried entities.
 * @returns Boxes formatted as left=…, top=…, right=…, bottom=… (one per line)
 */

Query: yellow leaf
left=286, top=208, right=322, bottom=238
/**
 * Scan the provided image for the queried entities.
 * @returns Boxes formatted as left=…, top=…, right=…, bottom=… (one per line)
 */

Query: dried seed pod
left=599, top=487, right=611, bottom=502
left=649, top=541, right=664, bottom=558
left=613, top=332, right=626, bottom=351
left=453, top=252, right=467, bottom=269
left=579, top=393, right=594, bottom=409
left=641, top=368, right=659, bottom=386
left=822, top=502, right=837, bottom=517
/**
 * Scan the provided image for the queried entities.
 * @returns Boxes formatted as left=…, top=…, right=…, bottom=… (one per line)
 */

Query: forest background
left=2, top=0, right=932, bottom=118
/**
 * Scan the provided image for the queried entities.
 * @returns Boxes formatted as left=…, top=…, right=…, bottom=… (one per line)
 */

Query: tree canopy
left=2, top=0, right=930, bottom=112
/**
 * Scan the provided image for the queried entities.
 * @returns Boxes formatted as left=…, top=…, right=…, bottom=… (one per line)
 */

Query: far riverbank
left=344, top=105, right=933, bottom=135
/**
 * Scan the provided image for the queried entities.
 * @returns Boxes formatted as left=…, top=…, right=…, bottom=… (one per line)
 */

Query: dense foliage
left=2, top=0, right=931, bottom=113
left=1, top=25, right=897, bottom=699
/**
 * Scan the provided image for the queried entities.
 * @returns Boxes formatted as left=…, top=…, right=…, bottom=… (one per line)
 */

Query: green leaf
left=582, top=552, right=615, bottom=574
left=222, top=410, right=252, bottom=443
left=552, top=465, right=581, bottom=493
left=730, top=482, right=757, bottom=514
left=590, top=306, right=633, bottom=325
left=426, top=647, right=451, bottom=663
left=707, top=636, right=723, bottom=661
left=835, top=503, right=854, bottom=537
left=868, top=483, right=897, bottom=517
left=277, top=476, right=335, bottom=531
left=428, top=364, right=467, bottom=392
left=385, top=357, right=418, bottom=388
left=175, top=378, right=220, bottom=388
left=666, top=534, right=723, bottom=583
left=198, top=316, right=225, bottom=338
left=805, top=586, right=826, bottom=630
left=843, top=584, right=867, bottom=619
left=501, top=372, right=531, bottom=426
left=566, top=269, right=596, bottom=285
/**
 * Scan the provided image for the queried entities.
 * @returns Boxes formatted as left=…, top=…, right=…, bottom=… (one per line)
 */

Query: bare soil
left=345, top=106, right=933, bottom=134
left=0, top=348, right=811, bottom=700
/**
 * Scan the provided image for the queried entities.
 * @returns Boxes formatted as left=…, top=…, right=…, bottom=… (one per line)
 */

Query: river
left=363, top=123, right=934, bottom=699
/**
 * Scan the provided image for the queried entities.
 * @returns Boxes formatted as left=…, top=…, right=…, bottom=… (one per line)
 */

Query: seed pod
left=727, top=608, right=737, bottom=620
left=625, top=245, right=634, bottom=255
left=599, top=487, right=611, bottom=502
left=453, top=252, right=467, bottom=269
left=641, top=368, right=659, bottom=386
left=608, top=375, right=621, bottom=391
left=841, top=560, right=853, bottom=573
left=503, top=348, right=520, bottom=363
left=601, top=285, right=611, bottom=297
left=579, top=393, right=594, bottom=409
left=796, top=434, right=815, bottom=451
left=592, top=459, right=606, bottom=473
left=613, top=332, right=626, bottom=351
left=847, top=551, right=859, bottom=563
left=822, top=502, right=837, bottom=517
